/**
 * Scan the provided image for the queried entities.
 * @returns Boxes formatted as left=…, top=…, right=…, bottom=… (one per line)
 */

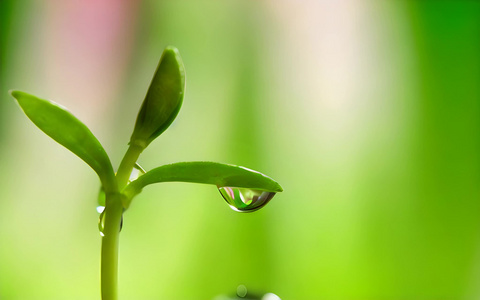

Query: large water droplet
left=218, top=187, right=276, bottom=212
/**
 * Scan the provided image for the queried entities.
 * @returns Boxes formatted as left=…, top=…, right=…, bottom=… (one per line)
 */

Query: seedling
left=10, top=46, right=282, bottom=300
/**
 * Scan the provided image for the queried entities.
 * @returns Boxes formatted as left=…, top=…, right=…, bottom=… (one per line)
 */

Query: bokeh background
left=1, top=1, right=479, bottom=299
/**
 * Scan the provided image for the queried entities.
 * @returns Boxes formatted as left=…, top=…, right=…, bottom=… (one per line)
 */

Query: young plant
left=10, top=46, right=282, bottom=300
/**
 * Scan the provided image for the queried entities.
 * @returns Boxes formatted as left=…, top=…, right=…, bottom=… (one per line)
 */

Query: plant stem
left=101, top=194, right=123, bottom=300
left=116, top=143, right=145, bottom=188
left=100, top=142, right=144, bottom=299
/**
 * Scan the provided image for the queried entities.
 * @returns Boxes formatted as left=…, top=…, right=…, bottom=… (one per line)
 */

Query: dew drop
left=261, top=293, right=281, bottom=300
left=98, top=209, right=124, bottom=236
left=98, top=210, right=106, bottom=236
left=218, top=187, right=276, bottom=212
left=129, top=163, right=146, bottom=182
left=236, top=285, right=248, bottom=298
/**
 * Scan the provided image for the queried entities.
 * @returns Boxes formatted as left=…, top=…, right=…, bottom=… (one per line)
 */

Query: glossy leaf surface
left=123, top=161, right=282, bottom=207
left=130, top=46, right=185, bottom=147
left=11, top=90, right=115, bottom=189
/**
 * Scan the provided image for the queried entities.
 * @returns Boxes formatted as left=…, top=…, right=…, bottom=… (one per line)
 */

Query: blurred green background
left=1, top=1, right=479, bottom=299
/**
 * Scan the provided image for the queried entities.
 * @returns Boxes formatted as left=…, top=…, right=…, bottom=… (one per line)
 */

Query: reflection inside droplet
left=218, top=187, right=276, bottom=212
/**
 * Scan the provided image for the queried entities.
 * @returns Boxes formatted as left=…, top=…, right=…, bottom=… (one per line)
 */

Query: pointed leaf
left=123, top=161, right=282, bottom=207
left=11, top=90, right=115, bottom=189
left=130, top=46, right=186, bottom=148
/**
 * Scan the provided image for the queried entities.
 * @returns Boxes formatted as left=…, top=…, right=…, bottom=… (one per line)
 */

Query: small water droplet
left=98, top=210, right=106, bottom=236
left=218, top=187, right=276, bottom=212
left=98, top=209, right=124, bottom=236
left=129, top=163, right=146, bottom=182
left=236, top=285, right=248, bottom=298
left=261, top=293, right=281, bottom=300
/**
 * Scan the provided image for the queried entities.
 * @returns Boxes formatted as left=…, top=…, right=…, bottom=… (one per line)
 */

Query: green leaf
left=122, top=161, right=282, bottom=207
left=130, top=46, right=186, bottom=148
left=10, top=90, right=116, bottom=190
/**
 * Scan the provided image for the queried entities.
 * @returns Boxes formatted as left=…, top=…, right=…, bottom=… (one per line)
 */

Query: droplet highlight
left=218, top=187, right=276, bottom=212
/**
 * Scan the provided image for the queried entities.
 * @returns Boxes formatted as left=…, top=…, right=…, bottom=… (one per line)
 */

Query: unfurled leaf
left=122, top=161, right=282, bottom=207
left=11, top=90, right=115, bottom=189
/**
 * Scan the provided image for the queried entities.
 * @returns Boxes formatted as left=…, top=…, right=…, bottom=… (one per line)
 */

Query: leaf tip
left=9, top=90, right=40, bottom=111
left=9, top=90, right=23, bottom=100
left=164, top=45, right=180, bottom=56
left=163, top=45, right=185, bottom=76
left=276, top=185, right=284, bottom=193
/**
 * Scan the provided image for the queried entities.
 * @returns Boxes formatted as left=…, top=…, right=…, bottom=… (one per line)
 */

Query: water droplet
left=129, top=163, right=146, bottom=182
left=218, top=187, right=275, bottom=212
left=98, top=210, right=124, bottom=236
left=261, top=293, right=281, bottom=300
left=236, top=285, right=248, bottom=298
left=98, top=210, right=106, bottom=236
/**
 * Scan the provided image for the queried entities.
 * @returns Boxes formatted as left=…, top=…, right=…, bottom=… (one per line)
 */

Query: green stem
left=116, top=143, right=145, bottom=188
left=100, top=194, right=123, bottom=300
left=100, top=142, right=145, bottom=300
